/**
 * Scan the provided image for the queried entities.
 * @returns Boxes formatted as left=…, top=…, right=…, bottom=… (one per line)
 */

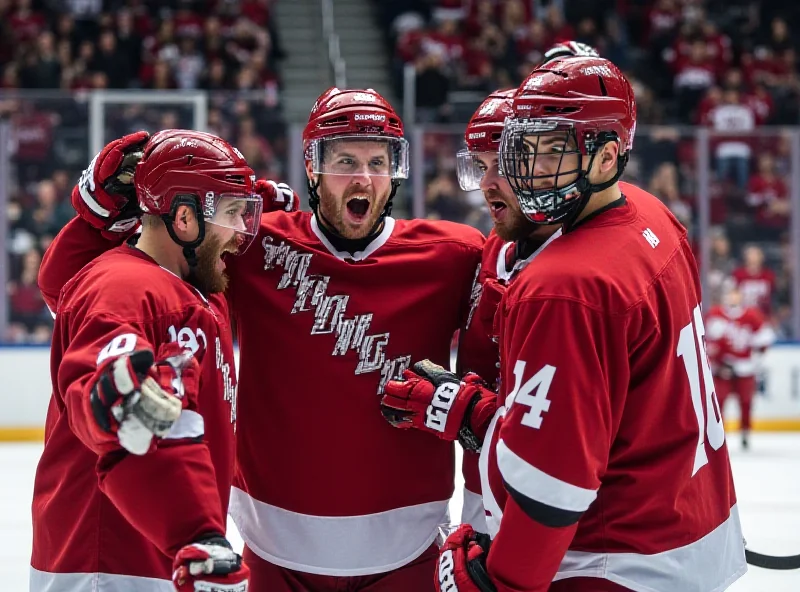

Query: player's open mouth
left=346, top=196, right=370, bottom=222
left=488, top=200, right=507, bottom=221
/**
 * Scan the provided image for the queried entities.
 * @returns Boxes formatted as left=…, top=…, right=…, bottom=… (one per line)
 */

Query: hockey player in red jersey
left=706, top=281, right=776, bottom=449
left=386, top=57, right=747, bottom=592
left=37, top=89, right=487, bottom=592
left=31, top=130, right=261, bottom=591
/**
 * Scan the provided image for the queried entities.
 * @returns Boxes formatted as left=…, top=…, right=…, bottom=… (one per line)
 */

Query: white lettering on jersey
left=465, top=264, right=482, bottom=330
left=97, top=333, right=137, bottom=365
left=167, top=324, right=207, bottom=354
left=507, top=361, right=555, bottom=429
left=642, top=228, right=660, bottom=249
left=216, top=336, right=238, bottom=429
left=262, top=236, right=412, bottom=393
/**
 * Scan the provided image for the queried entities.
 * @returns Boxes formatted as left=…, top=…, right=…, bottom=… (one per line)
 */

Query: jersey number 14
left=677, top=305, right=726, bottom=476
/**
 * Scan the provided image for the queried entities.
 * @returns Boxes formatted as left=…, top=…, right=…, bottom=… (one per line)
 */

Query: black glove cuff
left=466, top=532, right=497, bottom=592
left=458, top=392, right=484, bottom=452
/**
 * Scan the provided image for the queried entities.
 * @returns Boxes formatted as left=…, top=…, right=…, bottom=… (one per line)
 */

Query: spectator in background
left=707, top=228, right=737, bottom=305
left=732, top=244, right=777, bottom=317
left=415, top=50, right=450, bottom=122
left=647, top=161, right=693, bottom=228
left=7, top=248, right=51, bottom=343
left=746, top=153, right=790, bottom=236
left=20, top=31, right=61, bottom=89
left=705, top=87, right=756, bottom=191
left=19, top=179, right=74, bottom=240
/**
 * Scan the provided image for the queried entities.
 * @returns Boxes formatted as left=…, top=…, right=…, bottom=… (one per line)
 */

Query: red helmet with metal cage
left=136, top=129, right=263, bottom=254
left=456, top=89, right=515, bottom=191
left=500, top=56, right=637, bottom=224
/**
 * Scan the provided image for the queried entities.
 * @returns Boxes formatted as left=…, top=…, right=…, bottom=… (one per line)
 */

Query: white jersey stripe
left=553, top=504, right=747, bottom=592
left=229, top=486, right=449, bottom=576
left=496, top=438, right=598, bottom=513
left=30, top=567, right=172, bottom=592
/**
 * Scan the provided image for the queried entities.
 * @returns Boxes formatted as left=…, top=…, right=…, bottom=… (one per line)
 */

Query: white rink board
left=2, top=344, right=800, bottom=429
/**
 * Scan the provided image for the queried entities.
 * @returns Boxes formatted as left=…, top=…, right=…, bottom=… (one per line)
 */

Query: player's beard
left=188, top=233, right=238, bottom=295
left=487, top=189, right=540, bottom=242
left=317, top=181, right=391, bottom=240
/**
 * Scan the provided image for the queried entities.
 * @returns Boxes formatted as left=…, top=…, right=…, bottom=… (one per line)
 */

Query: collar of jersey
left=310, top=215, right=396, bottom=261
left=497, top=228, right=563, bottom=282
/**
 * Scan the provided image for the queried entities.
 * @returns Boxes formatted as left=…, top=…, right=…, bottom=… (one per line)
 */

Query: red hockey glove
left=256, top=179, right=299, bottom=213
left=437, top=524, right=497, bottom=592
left=90, top=343, right=200, bottom=455
left=172, top=535, right=250, bottom=592
left=73, top=131, right=150, bottom=239
left=381, top=360, right=496, bottom=451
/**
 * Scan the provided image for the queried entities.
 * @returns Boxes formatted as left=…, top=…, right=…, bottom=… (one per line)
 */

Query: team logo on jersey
left=262, top=236, right=412, bottom=394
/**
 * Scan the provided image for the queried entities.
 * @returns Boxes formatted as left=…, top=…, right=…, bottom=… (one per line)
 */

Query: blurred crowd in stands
left=374, top=0, right=798, bottom=337
left=2, top=0, right=288, bottom=342
left=2, top=0, right=799, bottom=342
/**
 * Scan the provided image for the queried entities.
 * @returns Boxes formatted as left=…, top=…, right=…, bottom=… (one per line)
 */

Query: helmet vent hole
left=225, top=174, right=246, bottom=185
left=186, top=154, right=194, bottom=165
left=597, top=75, right=608, bottom=96
left=543, top=105, right=580, bottom=114
left=321, top=115, right=349, bottom=127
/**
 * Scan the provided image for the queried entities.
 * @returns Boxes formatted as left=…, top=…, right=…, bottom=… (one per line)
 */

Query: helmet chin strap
left=161, top=195, right=206, bottom=270
left=561, top=153, right=628, bottom=233
left=306, top=176, right=400, bottom=246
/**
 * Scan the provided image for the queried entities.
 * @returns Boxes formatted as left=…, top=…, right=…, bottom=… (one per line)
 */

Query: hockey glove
left=73, top=131, right=150, bottom=238
left=256, top=179, right=299, bottom=213
left=437, top=524, right=497, bottom=592
left=381, top=360, right=496, bottom=451
left=90, top=344, right=199, bottom=455
left=173, top=535, right=250, bottom=592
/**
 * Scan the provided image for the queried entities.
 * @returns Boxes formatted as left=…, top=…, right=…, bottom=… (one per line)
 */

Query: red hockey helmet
left=136, top=130, right=263, bottom=254
left=302, top=87, right=409, bottom=180
left=500, top=56, right=637, bottom=224
left=457, top=88, right=515, bottom=191
left=542, top=40, right=600, bottom=64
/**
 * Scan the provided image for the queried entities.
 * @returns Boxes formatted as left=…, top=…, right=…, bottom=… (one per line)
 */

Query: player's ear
left=593, top=141, right=619, bottom=179
left=173, top=204, right=200, bottom=240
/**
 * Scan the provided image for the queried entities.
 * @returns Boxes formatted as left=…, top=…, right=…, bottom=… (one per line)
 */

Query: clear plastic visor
left=201, top=192, right=263, bottom=254
left=456, top=148, right=499, bottom=191
left=307, top=135, right=409, bottom=179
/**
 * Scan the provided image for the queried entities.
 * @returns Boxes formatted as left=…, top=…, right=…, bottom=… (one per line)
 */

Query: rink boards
left=1, top=343, right=799, bottom=440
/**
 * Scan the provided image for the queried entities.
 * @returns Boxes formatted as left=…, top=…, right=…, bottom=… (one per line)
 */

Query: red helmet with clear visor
left=303, top=87, right=409, bottom=181
left=136, top=129, right=263, bottom=254
left=457, top=88, right=515, bottom=191
left=500, top=57, right=636, bottom=224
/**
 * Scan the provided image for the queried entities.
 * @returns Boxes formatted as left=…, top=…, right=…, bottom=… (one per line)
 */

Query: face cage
left=499, top=121, right=591, bottom=224
left=306, top=135, right=409, bottom=179
left=456, top=148, right=491, bottom=192
left=202, top=192, right=263, bottom=254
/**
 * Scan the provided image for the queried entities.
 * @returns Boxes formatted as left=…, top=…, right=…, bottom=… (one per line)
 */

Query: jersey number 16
left=677, top=304, right=726, bottom=476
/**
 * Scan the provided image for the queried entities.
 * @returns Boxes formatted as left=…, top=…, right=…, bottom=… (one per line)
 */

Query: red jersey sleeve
left=487, top=297, right=623, bottom=591
left=56, top=310, right=226, bottom=557
left=39, top=217, right=128, bottom=312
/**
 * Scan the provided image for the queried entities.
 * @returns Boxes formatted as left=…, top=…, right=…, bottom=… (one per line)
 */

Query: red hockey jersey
left=32, top=219, right=238, bottom=591
left=705, top=304, right=775, bottom=376
left=456, top=229, right=509, bottom=530
left=226, top=212, right=485, bottom=575
left=731, top=266, right=776, bottom=316
left=480, top=184, right=746, bottom=591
